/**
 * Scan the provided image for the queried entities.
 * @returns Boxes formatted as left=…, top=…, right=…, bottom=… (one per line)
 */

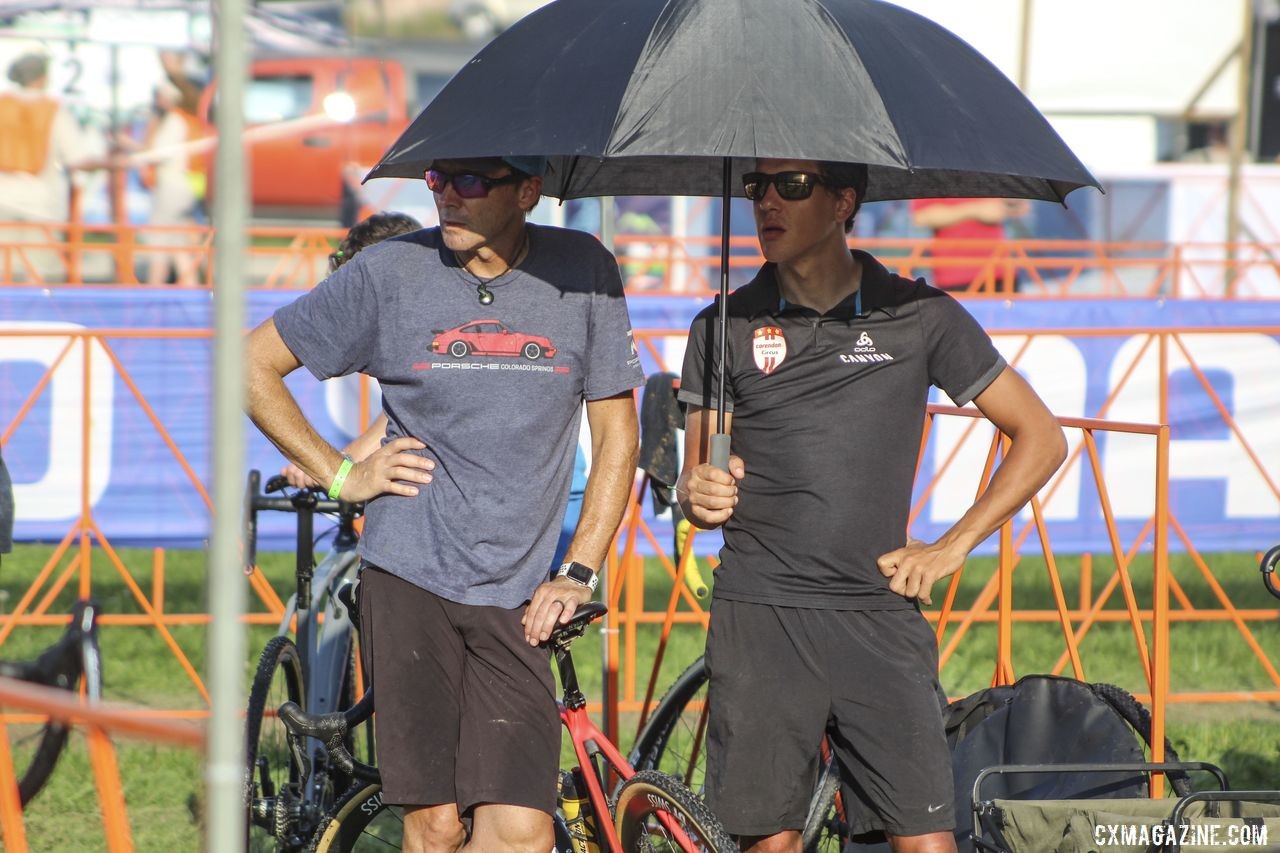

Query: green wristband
left=328, top=455, right=353, bottom=500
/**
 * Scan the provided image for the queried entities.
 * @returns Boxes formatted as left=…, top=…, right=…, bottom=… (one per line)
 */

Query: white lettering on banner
left=0, top=323, right=113, bottom=520
left=1104, top=334, right=1280, bottom=519
left=929, top=335, right=1086, bottom=523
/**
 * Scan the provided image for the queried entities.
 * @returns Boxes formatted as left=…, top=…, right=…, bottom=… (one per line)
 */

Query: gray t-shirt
left=275, top=225, right=644, bottom=608
left=679, top=251, right=1006, bottom=609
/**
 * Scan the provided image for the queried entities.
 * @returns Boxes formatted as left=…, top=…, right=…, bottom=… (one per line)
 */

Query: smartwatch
left=556, top=560, right=599, bottom=593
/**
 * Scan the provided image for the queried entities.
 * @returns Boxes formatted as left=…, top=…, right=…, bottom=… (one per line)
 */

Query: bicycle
left=243, top=470, right=371, bottom=852
left=283, top=601, right=736, bottom=852
left=0, top=599, right=102, bottom=807
left=629, top=655, right=842, bottom=851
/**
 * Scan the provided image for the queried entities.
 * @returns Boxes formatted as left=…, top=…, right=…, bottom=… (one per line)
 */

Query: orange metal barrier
left=0, top=674, right=203, bottom=852
left=615, top=234, right=1280, bottom=297
left=0, top=326, right=1276, bottom=750
left=5, top=223, right=1280, bottom=297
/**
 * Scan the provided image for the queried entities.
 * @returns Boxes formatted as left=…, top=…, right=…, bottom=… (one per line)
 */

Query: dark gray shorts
left=358, top=564, right=560, bottom=815
left=705, top=599, right=954, bottom=838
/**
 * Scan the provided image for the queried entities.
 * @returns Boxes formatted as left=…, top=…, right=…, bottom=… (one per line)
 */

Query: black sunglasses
left=742, top=171, right=830, bottom=202
left=426, top=169, right=524, bottom=198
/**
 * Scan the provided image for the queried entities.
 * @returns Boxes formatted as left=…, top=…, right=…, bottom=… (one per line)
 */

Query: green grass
left=0, top=545, right=1277, bottom=849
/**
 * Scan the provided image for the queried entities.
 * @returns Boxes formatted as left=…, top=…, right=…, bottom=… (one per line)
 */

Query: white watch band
left=557, top=561, right=599, bottom=592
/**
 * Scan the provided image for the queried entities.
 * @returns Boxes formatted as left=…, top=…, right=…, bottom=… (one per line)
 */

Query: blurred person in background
left=617, top=205, right=667, bottom=291
left=116, top=80, right=205, bottom=285
left=910, top=197, right=1029, bottom=292
left=0, top=52, right=100, bottom=283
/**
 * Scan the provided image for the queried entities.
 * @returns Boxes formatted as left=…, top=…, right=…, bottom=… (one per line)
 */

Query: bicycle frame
left=245, top=471, right=366, bottom=818
left=554, top=613, right=700, bottom=852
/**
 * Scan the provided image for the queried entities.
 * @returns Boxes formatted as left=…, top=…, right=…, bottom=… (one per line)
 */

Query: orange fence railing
left=0, top=675, right=203, bottom=852
left=5, top=223, right=1280, bottom=297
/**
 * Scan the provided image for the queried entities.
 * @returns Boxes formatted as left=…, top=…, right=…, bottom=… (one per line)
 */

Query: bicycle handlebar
left=0, top=599, right=100, bottom=694
left=280, top=688, right=379, bottom=784
left=243, top=469, right=364, bottom=575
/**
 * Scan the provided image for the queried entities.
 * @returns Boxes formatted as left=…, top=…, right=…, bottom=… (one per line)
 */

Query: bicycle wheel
left=308, top=782, right=573, bottom=852
left=630, top=657, right=709, bottom=791
left=308, top=782, right=402, bottom=852
left=4, top=603, right=102, bottom=807
left=10, top=702, right=71, bottom=807
left=614, top=769, right=737, bottom=853
left=246, top=635, right=305, bottom=852
left=1091, top=682, right=1193, bottom=796
left=799, top=756, right=847, bottom=853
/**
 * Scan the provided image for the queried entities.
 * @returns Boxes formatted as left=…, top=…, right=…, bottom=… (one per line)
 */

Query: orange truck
left=198, top=51, right=463, bottom=216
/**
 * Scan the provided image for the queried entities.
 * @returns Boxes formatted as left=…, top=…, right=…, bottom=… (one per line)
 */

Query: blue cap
left=502, top=156, right=548, bottom=177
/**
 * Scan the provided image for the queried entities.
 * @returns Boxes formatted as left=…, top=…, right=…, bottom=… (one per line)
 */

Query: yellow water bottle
left=558, top=769, right=600, bottom=853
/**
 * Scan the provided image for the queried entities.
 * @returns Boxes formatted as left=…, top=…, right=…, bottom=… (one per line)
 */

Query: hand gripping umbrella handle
left=709, top=433, right=731, bottom=472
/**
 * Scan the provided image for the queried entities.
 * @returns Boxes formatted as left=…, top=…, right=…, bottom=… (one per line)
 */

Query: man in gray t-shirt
left=678, top=159, right=1066, bottom=852
left=246, top=156, right=642, bottom=851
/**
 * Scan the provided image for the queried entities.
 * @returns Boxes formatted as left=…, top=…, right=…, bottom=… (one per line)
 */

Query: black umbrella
left=367, top=0, right=1100, bottom=463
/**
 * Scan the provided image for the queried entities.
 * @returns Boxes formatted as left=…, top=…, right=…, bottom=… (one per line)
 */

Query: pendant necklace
left=463, top=229, right=529, bottom=306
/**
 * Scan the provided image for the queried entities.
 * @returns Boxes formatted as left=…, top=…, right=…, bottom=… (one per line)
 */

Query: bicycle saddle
left=549, top=601, right=608, bottom=648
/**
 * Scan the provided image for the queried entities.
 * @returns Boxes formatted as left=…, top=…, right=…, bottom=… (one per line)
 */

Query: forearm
left=934, top=424, right=1065, bottom=555
left=247, top=364, right=346, bottom=488
left=564, top=427, right=638, bottom=571
left=343, top=413, right=390, bottom=461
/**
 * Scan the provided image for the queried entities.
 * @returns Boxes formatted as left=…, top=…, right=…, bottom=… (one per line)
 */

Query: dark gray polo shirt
left=678, top=250, right=1006, bottom=609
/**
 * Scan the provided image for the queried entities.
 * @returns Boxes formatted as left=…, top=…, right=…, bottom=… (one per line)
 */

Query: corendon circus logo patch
left=752, top=326, right=787, bottom=374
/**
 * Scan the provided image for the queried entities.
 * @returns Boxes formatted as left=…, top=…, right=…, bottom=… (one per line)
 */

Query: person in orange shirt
left=0, top=53, right=96, bottom=283
left=910, top=197, right=1029, bottom=292
left=117, top=81, right=204, bottom=285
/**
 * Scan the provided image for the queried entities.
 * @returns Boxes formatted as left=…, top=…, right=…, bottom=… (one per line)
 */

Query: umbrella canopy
left=366, top=0, right=1099, bottom=202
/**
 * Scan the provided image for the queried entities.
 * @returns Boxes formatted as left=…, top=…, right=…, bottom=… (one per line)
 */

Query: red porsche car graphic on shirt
left=430, top=320, right=557, bottom=360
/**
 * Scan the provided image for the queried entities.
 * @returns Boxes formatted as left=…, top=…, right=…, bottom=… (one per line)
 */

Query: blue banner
left=2, top=289, right=1277, bottom=555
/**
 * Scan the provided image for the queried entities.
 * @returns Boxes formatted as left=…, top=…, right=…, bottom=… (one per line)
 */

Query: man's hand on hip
left=338, top=436, right=434, bottom=502
left=679, top=456, right=745, bottom=528
left=876, top=538, right=967, bottom=605
left=523, top=577, right=593, bottom=646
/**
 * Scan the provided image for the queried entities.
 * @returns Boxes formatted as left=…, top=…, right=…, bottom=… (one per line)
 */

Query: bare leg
left=145, top=250, right=171, bottom=286
left=465, top=803, right=553, bottom=853
left=888, top=830, right=957, bottom=853
left=402, top=803, right=467, bottom=853
left=173, top=250, right=199, bottom=286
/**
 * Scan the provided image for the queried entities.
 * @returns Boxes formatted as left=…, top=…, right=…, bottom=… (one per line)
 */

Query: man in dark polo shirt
left=677, top=158, right=1067, bottom=853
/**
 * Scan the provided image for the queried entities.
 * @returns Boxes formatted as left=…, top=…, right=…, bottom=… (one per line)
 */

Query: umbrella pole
left=709, top=159, right=732, bottom=471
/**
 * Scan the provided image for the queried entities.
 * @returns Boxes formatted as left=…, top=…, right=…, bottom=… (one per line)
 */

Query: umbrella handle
left=710, top=433, right=731, bottom=472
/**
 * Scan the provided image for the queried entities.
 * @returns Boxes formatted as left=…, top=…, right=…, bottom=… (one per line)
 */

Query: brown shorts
left=358, top=563, right=560, bottom=814
left=705, top=600, right=954, bottom=838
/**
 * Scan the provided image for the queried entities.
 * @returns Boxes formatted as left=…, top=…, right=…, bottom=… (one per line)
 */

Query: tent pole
left=206, top=0, right=250, bottom=848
